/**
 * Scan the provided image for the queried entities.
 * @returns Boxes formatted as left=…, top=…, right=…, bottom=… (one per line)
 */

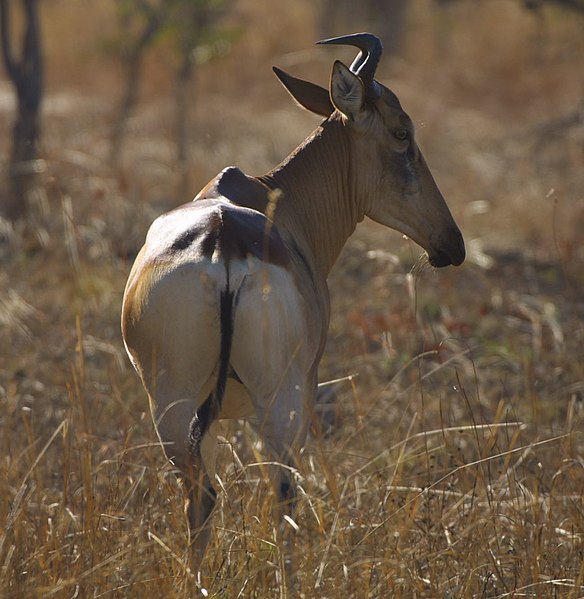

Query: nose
left=429, top=228, right=465, bottom=268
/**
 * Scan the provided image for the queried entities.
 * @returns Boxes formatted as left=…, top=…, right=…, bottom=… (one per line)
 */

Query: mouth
left=428, top=250, right=455, bottom=268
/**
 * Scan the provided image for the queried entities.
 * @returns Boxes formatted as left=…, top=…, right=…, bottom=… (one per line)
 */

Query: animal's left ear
left=330, top=60, right=365, bottom=120
left=273, top=66, right=334, bottom=117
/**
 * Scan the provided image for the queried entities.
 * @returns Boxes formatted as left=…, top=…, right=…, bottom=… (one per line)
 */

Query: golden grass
left=1, top=1, right=584, bottom=597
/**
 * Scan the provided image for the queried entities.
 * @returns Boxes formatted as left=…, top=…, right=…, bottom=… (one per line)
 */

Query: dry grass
left=1, top=1, right=584, bottom=597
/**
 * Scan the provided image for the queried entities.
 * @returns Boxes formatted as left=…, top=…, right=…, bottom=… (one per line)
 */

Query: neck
left=258, top=115, right=364, bottom=277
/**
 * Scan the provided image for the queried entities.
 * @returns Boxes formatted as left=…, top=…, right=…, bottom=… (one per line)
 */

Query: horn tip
left=315, top=32, right=383, bottom=48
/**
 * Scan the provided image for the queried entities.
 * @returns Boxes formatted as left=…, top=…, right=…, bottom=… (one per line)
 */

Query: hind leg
left=245, top=369, right=317, bottom=590
left=184, top=419, right=219, bottom=563
left=228, top=267, right=319, bottom=510
left=149, top=379, right=219, bottom=564
left=232, top=361, right=317, bottom=516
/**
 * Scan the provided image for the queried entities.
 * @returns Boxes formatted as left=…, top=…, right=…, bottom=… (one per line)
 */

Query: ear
left=330, top=60, right=365, bottom=120
left=273, top=66, right=334, bottom=117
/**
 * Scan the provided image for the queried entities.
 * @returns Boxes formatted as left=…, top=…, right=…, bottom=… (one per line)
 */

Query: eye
left=393, top=128, right=409, bottom=141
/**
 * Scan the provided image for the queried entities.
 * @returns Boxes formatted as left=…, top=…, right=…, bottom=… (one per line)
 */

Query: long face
left=273, top=34, right=465, bottom=268
left=273, top=35, right=465, bottom=268
left=355, top=84, right=465, bottom=267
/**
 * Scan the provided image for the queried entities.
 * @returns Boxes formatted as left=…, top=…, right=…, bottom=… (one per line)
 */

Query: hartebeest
left=122, top=33, right=464, bottom=562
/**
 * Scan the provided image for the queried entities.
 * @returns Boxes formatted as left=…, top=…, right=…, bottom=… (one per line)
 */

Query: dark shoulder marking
left=172, top=207, right=220, bottom=254
left=163, top=200, right=289, bottom=267
left=171, top=228, right=200, bottom=251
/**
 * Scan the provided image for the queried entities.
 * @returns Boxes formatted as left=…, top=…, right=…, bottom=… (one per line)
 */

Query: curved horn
left=316, top=32, right=383, bottom=98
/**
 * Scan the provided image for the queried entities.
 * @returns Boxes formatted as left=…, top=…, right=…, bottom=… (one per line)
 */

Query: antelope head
left=274, top=33, right=465, bottom=268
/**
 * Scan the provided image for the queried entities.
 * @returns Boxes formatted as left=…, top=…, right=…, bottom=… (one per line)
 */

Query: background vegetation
left=1, top=0, right=583, bottom=596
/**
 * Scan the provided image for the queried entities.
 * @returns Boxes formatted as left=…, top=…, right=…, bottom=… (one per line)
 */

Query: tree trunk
left=0, top=0, right=43, bottom=221
left=109, top=12, right=162, bottom=166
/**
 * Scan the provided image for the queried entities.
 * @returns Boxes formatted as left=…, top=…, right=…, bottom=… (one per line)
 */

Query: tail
left=188, top=282, right=235, bottom=455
